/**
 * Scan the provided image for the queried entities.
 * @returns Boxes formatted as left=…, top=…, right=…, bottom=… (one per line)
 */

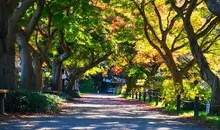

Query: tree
left=17, top=0, right=45, bottom=90
left=132, top=0, right=197, bottom=92
left=32, top=0, right=81, bottom=91
left=0, top=0, right=38, bottom=91
left=170, top=0, right=220, bottom=115
left=50, top=29, right=72, bottom=91
left=66, top=28, right=114, bottom=91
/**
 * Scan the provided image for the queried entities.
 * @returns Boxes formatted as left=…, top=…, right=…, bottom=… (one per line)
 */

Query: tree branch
left=179, top=58, right=196, bottom=74
left=171, top=42, right=188, bottom=53
left=24, top=0, right=45, bottom=39
left=171, top=28, right=184, bottom=50
left=202, top=33, right=220, bottom=53
left=152, top=1, right=163, bottom=33
left=185, top=0, right=197, bottom=20
left=196, top=17, right=220, bottom=39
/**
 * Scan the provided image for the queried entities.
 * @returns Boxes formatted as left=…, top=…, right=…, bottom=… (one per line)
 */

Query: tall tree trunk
left=0, top=54, right=16, bottom=90
left=170, top=68, right=184, bottom=93
left=33, top=53, right=43, bottom=91
left=17, top=35, right=34, bottom=90
left=205, top=0, right=220, bottom=16
left=74, top=79, right=80, bottom=92
left=0, top=0, right=17, bottom=91
left=52, top=60, right=62, bottom=92
left=67, top=74, right=76, bottom=91
left=181, top=6, right=220, bottom=115
left=210, top=77, right=220, bottom=114
left=166, top=56, right=184, bottom=93
left=126, top=76, right=135, bottom=94
left=189, top=37, right=220, bottom=115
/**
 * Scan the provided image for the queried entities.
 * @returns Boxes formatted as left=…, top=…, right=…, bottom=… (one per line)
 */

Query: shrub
left=5, top=89, right=63, bottom=113
left=64, top=89, right=81, bottom=98
left=56, top=92, right=74, bottom=101
left=161, top=79, right=210, bottom=106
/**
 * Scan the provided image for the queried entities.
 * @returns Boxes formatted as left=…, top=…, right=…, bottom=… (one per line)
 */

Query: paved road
left=0, top=94, right=207, bottom=130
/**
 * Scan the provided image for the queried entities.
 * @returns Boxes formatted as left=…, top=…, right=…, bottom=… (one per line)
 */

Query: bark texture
left=17, top=33, right=34, bottom=90
left=52, top=60, right=62, bottom=91
left=33, top=52, right=43, bottom=91
left=0, top=0, right=18, bottom=91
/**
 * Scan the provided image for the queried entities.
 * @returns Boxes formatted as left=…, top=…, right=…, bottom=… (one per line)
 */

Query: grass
left=200, top=112, right=220, bottom=127
left=125, top=95, right=220, bottom=128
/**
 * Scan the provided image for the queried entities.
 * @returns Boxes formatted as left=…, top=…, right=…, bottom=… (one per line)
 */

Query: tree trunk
left=33, top=53, right=43, bottom=91
left=205, top=0, right=220, bottom=16
left=170, top=68, right=184, bottom=93
left=0, top=54, right=16, bottom=91
left=126, top=76, right=135, bottom=94
left=182, top=13, right=220, bottom=115
left=17, top=35, right=34, bottom=90
left=210, top=77, right=220, bottom=114
left=166, top=56, right=184, bottom=93
left=74, top=79, right=80, bottom=92
left=0, top=1, right=17, bottom=91
left=67, top=74, right=76, bottom=91
left=52, top=60, right=62, bottom=92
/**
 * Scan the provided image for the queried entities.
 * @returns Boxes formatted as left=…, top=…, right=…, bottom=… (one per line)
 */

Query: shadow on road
left=0, top=94, right=207, bottom=130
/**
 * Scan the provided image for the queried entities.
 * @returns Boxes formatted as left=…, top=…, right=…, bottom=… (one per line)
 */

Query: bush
left=56, top=92, right=74, bottom=101
left=64, top=89, right=81, bottom=98
left=161, top=79, right=210, bottom=106
left=5, top=89, right=63, bottom=113
left=115, top=85, right=127, bottom=95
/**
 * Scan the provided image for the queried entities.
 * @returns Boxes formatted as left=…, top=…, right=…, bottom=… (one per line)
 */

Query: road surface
left=0, top=94, right=207, bottom=130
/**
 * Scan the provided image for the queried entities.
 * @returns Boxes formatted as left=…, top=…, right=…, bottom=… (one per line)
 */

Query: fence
left=129, top=90, right=209, bottom=117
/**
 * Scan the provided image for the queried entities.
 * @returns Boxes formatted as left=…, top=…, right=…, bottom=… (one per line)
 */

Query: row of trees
left=0, top=0, right=220, bottom=115
left=104, top=0, right=220, bottom=115
left=0, top=0, right=115, bottom=92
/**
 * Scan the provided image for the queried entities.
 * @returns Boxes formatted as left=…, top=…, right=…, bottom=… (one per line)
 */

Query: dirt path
left=0, top=94, right=207, bottom=130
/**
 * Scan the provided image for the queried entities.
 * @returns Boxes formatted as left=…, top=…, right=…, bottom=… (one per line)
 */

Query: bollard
left=165, top=103, right=168, bottom=107
left=139, top=92, right=141, bottom=100
left=143, top=91, right=146, bottom=102
left=176, top=94, right=181, bottom=113
left=206, top=102, right=210, bottom=114
left=131, top=91, right=134, bottom=99
left=194, top=96, right=199, bottom=117
left=149, top=90, right=152, bottom=102
left=135, top=92, right=138, bottom=99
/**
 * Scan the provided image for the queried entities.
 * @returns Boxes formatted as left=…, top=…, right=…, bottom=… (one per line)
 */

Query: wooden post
left=194, top=96, right=199, bottom=117
left=139, top=92, right=141, bottom=100
left=176, top=94, right=181, bottom=113
left=0, top=89, right=9, bottom=115
left=131, top=91, right=134, bottom=99
left=143, top=91, right=146, bottom=102
left=149, top=90, right=152, bottom=102
left=165, top=103, right=168, bottom=107
left=135, top=92, right=138, bottom=99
